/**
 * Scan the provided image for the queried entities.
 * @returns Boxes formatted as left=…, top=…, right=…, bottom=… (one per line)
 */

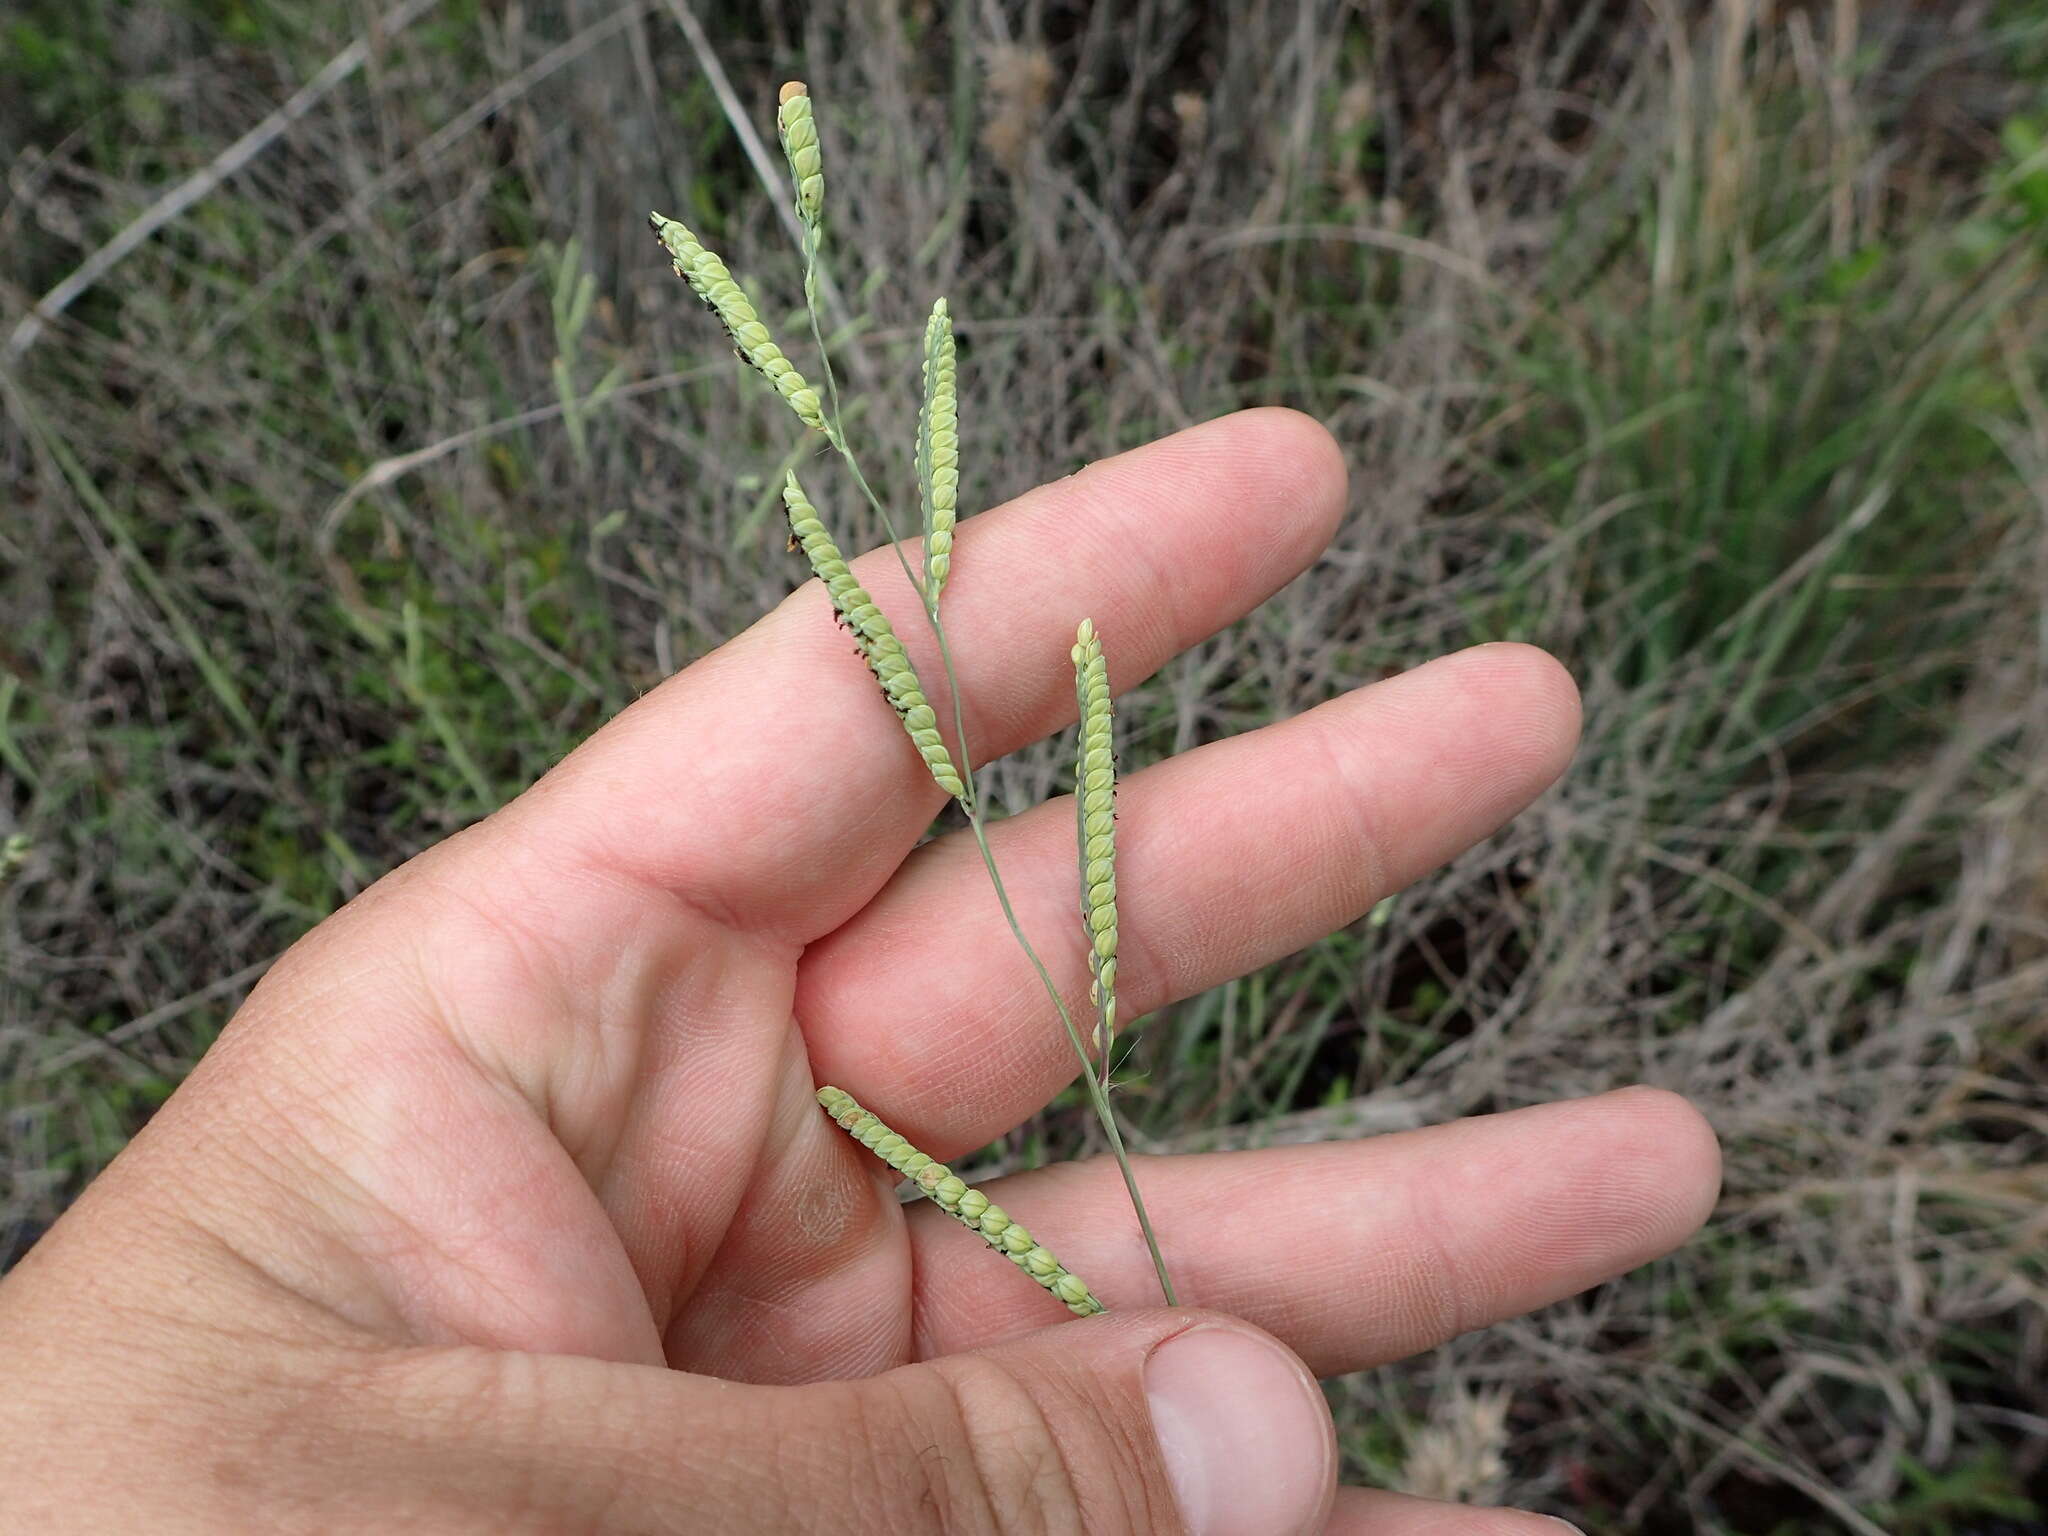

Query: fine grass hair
left=652, top=81, right=1176, bottom=1311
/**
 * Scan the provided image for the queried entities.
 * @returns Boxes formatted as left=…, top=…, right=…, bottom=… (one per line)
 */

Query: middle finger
left=800, top=642, right=1581, bottom=1153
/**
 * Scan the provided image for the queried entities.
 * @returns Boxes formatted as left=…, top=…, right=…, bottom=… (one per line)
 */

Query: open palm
left=3, top=412, right=1718, bottom=1534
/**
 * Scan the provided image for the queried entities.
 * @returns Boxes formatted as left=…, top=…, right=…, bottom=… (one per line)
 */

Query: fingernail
left=1546, top=1521, right=1587, bottom=1535
left=1145, top=1326, right=1333, bottom=1536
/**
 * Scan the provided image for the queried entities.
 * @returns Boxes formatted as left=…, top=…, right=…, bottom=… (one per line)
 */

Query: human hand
left=0, top=410, right=1719, bottom=1534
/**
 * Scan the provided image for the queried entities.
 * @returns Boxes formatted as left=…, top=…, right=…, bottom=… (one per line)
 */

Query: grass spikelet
left=776, top=81, right=824, bottom=228
left=1071, top=619, right=1119, bottom=1082
left=782, top=472, right=966, bottom=800
left=816, top=1086, right=1105, bottom=1317
left=647, top=211, right=824, bottom=432
left=916, top=297, right=959, bottom=611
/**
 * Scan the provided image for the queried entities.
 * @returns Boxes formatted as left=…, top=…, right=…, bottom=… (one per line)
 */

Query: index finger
left=500, top=408, right=1347, bottom=942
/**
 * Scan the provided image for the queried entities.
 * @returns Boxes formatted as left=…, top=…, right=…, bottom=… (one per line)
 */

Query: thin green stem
left=927, top=617, right=978, bottom=815
left=801, top=225, right=849, bottom=444
left=963, top=812, right=1178, bottom=1306
left=830, top=438, right=927, bottom=598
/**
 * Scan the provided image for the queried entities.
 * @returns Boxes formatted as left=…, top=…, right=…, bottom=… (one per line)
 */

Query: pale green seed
left=814, top=1086, right=1105, bottom=1318
left=916, top=297, right=959, bottom=605
left=1052, top=1275, right=1098, bottom=1312
left=649, top=210, right=824, bottom=432
left=781, top=473, right=968, bottom=800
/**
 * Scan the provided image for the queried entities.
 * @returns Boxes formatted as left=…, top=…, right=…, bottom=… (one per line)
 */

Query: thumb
left=353, top=1310, right=1336, bottom=1535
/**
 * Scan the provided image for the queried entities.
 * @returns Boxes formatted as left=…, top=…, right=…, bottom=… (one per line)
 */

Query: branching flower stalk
left=650, top=80, right=1177, bottom=1309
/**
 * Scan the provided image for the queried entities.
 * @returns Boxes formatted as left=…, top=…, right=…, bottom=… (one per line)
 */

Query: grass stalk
left=777, top=85, right=1176, bottom=1305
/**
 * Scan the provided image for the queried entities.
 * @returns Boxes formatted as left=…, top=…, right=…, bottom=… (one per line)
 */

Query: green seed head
left=917, top=297, right=960, bottom=605
left=777, top=82, right=824, bottom=225
left=781, top=473, right=968, bottom=801
left=812, top=1087, right=1108, bottom=1318
left=649, top=210, right=824, bottom=432
left=1073, top=619, right=1121, bottom=1070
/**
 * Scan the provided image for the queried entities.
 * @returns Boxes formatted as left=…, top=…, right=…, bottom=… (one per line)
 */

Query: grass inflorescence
left=916, top=297, right=959, bottom=608
left=653, top=80, right=1175, bottom=1310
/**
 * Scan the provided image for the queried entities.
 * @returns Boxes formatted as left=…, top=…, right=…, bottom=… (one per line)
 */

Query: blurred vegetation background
left=4, top=1, right=2047, bottom=1530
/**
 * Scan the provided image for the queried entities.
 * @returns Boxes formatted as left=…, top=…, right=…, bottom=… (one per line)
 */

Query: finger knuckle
left=905, top=1355, right=1146, bottom=1535
left=923, top=1356, right=1077, bottom=1534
